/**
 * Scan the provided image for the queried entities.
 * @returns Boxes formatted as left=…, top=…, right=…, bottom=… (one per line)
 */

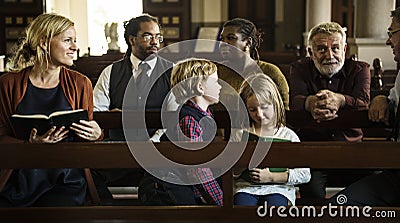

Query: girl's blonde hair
left=6, top=13, right=74, bottom=72
left=171, top=58, right=217, bottom=104
left=239, top=73, right=286, bottom=129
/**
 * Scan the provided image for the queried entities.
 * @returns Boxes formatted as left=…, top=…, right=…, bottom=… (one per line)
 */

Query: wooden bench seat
left=70, top=53, right=124, bottom=86
left=0, top=141, right=399, bottom=222
left=94, top=109, right=393, bottom=140
left=1, top=110, right=399, bottom=222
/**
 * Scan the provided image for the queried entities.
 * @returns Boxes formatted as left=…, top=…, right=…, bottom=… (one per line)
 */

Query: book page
left=49, top=109, right=85, bottom=118
left=11, top=114, right=49, bottom=119
left=11, top=109, right=85, bottom=119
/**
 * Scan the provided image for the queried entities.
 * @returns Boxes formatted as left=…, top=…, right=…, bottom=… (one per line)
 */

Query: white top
left=93, top=53, right=178, bottom=111
left=388, top=70, right=400, bottom=113
left=231, top=127, right=311, bottom=205
left=388, top=70, right=400, bottom=141
left=93, top=53, right=178, bottom=142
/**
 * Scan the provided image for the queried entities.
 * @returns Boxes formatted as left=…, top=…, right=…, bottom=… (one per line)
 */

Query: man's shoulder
left=111, top=57, right=128, bottom=67
left=108, top=57, right=131, bottom=77
left=155, top=56, right=173, bottom=70
left=342, top=59, right=370, bottom=76
left=344, top=59, right=370, bottom=69
left=154, top=56, right=173, bottom=78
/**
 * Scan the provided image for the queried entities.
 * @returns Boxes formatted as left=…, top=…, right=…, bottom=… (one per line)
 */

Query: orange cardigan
left=0, top=66, right=95, bottom=141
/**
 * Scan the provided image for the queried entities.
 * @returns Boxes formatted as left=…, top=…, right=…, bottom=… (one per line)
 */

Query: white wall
left=191, top=0, right=228, bottom=23
left=47, top=0, right=141, bottom=56
left=46, top=0, right=89, bottom=57
left=48, top=0, right=228, bottom=56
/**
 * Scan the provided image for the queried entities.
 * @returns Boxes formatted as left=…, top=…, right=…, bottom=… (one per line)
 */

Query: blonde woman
left=232, top=73, right=310, bottom=206
left=0, top=13, right=102, bottom=206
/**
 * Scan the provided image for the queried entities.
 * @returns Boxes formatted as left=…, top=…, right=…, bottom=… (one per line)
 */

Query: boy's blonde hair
left=239, top=73, right=286, bottom=129
left=171, top=58, right=217, bottom=104
left=7, top=13, right=74, bottom=72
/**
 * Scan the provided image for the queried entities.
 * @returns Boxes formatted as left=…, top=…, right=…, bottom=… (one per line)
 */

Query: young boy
left=139, top=58, right=223, bottom=206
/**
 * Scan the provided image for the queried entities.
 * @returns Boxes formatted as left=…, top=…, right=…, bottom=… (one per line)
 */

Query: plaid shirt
left=178, top=100, right=223, bottom=206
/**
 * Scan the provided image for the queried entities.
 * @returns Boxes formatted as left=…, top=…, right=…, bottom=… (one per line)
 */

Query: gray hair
left=391, top=7, right=400, bottom=24
left=307, top=22, right=346, bottom=46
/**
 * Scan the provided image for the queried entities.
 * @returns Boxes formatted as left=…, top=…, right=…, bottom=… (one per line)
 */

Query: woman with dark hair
left=218, top=18, right=290, bottom=110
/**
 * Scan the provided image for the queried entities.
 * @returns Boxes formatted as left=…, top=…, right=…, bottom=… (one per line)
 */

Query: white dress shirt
left=93, top=53, right=178, bottom=141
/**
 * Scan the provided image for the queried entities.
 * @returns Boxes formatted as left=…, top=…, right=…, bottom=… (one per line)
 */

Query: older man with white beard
left=289, top=22, right=371, bottom=203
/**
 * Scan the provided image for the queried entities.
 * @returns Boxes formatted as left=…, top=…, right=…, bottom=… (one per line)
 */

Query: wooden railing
left=94, top=109, right=384, bottom=129
left=70, top=53, right=124, bottom=86
left=94, top=109, right=392, bottom=140
left=0, top=141, right=399, bottom=222
left=1, top=110, right=399, bottom=223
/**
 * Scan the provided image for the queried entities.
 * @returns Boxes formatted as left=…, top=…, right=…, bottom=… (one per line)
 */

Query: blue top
left=16, top=80, right=71, bottom=115
left=0, top=79, right=86, bottom=207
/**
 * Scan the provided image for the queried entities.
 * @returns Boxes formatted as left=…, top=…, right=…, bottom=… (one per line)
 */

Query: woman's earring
left=244, top=46, right=249, bottom=52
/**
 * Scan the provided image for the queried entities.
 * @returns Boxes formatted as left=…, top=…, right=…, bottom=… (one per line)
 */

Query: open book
left=11, top=109, right=89, bottom=140
left=241, top=130, right=290, bottom=176
left=242, top=130, right=291, bottom=143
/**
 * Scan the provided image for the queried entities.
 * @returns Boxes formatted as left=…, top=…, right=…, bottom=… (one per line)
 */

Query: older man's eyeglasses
left=137, top=34, right=164, bottom=43
left=387, top=28, right=400, bottom=38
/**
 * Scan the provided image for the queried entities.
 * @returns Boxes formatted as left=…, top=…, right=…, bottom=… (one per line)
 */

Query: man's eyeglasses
left=387, top=28, right=400, bottom=38
left=137, top=34, right=164, bottom=43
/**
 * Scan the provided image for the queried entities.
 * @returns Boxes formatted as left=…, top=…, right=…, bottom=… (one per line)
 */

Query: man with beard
left=289, top=22, right=371, bottom=203
left=94, top=14, right=175, bottom=125
left=328, top=7, right=400, bottom=207
left=92, top=14, right=177, bottom=202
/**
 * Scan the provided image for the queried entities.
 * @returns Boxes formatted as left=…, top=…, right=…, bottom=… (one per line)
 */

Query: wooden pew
left=0, top=141, right=399, bottom=223
left=94, top=109, right=392, bottom=140
left=1, top=110, right=399, bottom=223
left=259, top=51, right=302, bottom=65
left=70, top=53, right=124, bottom=86
left=94, top=110, right=392, bottom=190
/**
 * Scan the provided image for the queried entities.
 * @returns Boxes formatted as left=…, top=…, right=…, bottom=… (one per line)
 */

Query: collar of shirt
left=186, top=100, right=213, bottom=118
left=130, top=53, right=157, bottom=78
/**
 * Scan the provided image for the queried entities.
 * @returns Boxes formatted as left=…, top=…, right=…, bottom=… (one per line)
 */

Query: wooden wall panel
left=332, top=0, right=354, bottom=38
left=143, top=0, right=191, bottom=47
left=228, top=0, right=275, bottom=51
left=0, top=0, right=44, bottom=56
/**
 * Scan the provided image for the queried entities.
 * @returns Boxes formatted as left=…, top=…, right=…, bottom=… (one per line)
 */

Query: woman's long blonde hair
left=6, top=13, right=74, bottom=72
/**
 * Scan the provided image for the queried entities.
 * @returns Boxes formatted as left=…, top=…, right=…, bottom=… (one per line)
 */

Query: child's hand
left=249, top=168, right=289, bottom=184
left=249, top=168, right=273, bottom=183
